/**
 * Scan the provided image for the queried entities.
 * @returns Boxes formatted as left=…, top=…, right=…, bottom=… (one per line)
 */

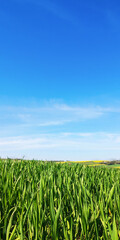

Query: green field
left=1, top=159, right=120, bottom=239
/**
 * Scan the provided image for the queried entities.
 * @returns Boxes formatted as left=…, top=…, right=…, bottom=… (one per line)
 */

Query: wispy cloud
left=1, top=102, right=120, bottom=160
left=37, top=0, right=72, bottom=22
left=0, top=103, right=119, bottom=130
left=91, top=2, right=120, bottom=31
left=13, top=0, right=75, bottom=23
left=1, top=132, right=120, bottom=160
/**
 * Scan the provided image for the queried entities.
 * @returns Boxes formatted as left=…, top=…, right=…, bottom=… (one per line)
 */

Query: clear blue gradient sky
left=0, top=0, right=120, bottom=160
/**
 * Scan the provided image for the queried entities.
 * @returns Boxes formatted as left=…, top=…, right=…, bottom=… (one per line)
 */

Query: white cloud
left=0, top=103, right=119, bottom=129
left=0, top=102, right=120, bottom=160
left=0, top=132, right=120, bottom=160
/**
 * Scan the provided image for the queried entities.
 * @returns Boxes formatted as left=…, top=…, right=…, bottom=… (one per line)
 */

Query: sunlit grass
left=1, top=159, right=120, bottom=239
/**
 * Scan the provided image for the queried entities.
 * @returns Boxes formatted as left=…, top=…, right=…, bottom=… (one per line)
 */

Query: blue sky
left=0, top=0, right=120, bottom=160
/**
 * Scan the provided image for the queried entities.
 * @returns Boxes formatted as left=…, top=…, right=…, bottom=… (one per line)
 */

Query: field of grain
left=1, top=159, right=120, bottom=239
